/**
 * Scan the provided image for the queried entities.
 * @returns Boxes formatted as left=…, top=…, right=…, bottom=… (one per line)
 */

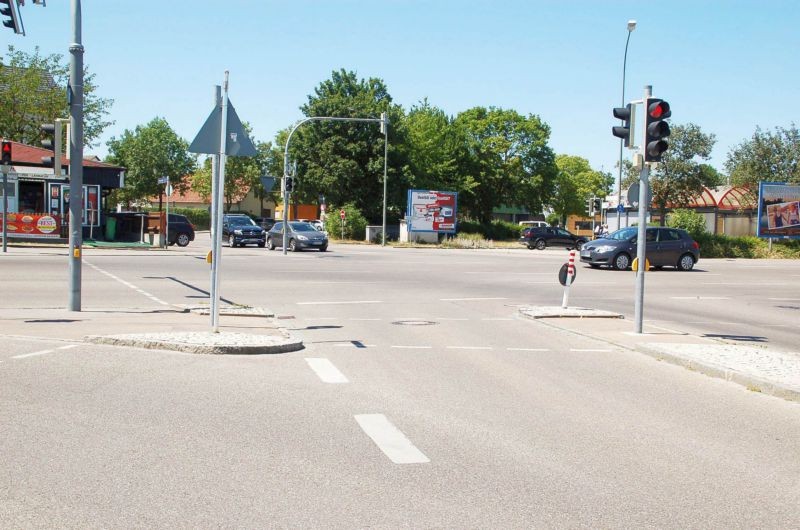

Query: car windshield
left=229, top=217, right=256, bottom=226
left=289, top=222, right=317, bottom=232
left=606, top=227, right=637, bottom=241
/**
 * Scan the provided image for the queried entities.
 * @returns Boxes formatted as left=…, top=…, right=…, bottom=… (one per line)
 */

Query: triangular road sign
left=189, top=99, right=258, bottom=157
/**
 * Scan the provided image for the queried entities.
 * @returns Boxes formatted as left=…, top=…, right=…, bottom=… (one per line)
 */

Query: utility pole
left=633, top=85, right=652, bottom=334
left=67, top=0, right=84, bottom=311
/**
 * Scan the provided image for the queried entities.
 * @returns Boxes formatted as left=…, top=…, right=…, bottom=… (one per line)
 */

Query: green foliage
left=324, top=203, right=367, bottom=240
left=726, top=124, right=800, bottom=188
left=440, top=233, right=495, bottom=249
left=171, top=207, right=210, bottom=230
left=454, top=106, right=556, bottom=223
left=106, top=117, right=196, bottom=207
left=694, top=233, right=800, bottom=259
left=456, top=219, right=519, bottom=240
left=666, top=209, right=707, bottom=239
left=551, top=154, right=613, bottom=223
left=405, top=99, right=466, bottom=193
left=546, top=212, right=560, bottom=226
left=0, top=45, right=113, bottom=147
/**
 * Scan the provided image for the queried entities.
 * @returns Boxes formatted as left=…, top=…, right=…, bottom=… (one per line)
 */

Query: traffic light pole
left=1, top=164, right=8, bottom=253
left=633, top=85, right=652, bottom=334
left=67, top=0, right=84, bottom=311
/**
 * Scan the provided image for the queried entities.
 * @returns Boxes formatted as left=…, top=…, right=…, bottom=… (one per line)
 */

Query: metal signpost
left=68, top=0, right=84, bottom=312
left=1, top=163, right=9, bottom=253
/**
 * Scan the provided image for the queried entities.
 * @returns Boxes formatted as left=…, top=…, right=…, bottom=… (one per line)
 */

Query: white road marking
left=12, top=349, right=53, bottom=359
left=390, top=345, right=432, bottom=349
left=570, top=348, right=612, bottom=352
left=686, top=321, right=743, bottom=325
left=86, top=261, right=170, bottom=306
left=297, top=300, right=383, bottom=305
left=305, top=358, right=349, bottom=383
left=669, top=296, right=730, bottom=300
left=440, top=297, right=507, bottom=301
left=506, top=347, right=550, bottom=352
left=12, top=344, right=78, bottom=359
left=768, top=298, right=800, bottom=301
left=446, top=346, right=492, bottom=350
left=354, top=414, right=429, bottom=464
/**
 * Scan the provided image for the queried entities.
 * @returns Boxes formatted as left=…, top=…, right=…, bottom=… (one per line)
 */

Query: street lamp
left=616, top=19, right=636, bottom=229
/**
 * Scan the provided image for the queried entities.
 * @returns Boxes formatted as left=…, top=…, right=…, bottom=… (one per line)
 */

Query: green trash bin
left=105, top=216, right=117, bottom=241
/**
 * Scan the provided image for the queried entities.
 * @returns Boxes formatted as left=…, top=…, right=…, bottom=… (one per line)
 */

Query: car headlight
left=260, top=230, right=266, bottom=235
left=297, top=235, right=309, bottom=241
left=595, top=245, right=616, bottom=253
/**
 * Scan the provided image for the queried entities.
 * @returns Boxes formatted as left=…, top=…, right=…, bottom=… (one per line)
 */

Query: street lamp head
left=627, top=20, right=637, bottom=32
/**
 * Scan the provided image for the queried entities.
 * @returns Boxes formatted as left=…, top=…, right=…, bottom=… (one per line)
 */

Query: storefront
left=0, top=141, right=124, bottom=240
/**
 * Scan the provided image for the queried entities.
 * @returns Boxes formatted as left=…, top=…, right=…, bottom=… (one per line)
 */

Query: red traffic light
left=647, top=100, right=671, bottom=119
left=1, top=140, right=11, bottom=165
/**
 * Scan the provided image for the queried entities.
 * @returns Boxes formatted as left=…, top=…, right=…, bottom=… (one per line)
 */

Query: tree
left=454, top=107, right=556, bottom=223
left=191, top=123, right=273, bottom=212
left=284, top=69, right=409, bottom=223
left=0, top=46, right=113, bottom=147
left=106, top=118, right=196, bottom=208
left=726, top=124, right=800, bottom=188
left=622, top=123, right=717, bottom=225
left=550, top=155, right=613, bottom=226
left=405, top=99, right=465, bottom=193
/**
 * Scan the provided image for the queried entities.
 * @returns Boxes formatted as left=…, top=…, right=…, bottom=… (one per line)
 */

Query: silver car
left=266, top=221, right=329, bottom=252
left=579, top=227, right=700, bottom=271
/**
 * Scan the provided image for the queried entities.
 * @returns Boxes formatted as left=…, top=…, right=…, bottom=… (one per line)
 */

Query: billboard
left=407, top=190, right=457, bottom=233
left=0, top=213, right=61, bottom=238
left=757, top=182, right=800, bottom=239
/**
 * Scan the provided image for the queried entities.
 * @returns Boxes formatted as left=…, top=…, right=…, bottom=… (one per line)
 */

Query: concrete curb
left=85, top=331, right=304, bottom=355
left=519, top=306, right=624, bottom=319
left=527, top=313, right=800, bottom=403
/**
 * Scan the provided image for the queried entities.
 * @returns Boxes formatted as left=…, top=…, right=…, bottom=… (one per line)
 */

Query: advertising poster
left=407, top=190, right=458, bottom=233
left=757, top=182, right=800, bottom=239
left=0, top=213, right=61, bottom=238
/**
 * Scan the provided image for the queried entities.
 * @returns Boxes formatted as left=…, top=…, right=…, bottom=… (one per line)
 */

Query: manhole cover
left=391, top=320, right=438, bottom=326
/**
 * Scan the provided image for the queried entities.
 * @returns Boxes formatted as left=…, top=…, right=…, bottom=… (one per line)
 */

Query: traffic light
left=612, top=103, right=635, bottom=147
left=585, top=197, right=592, bottom=215
left=644, top=98, right=671, bottom=162
left=593, top=198, right=602, bottom=212
left=284, top=175, right=294, bottom=193
left=40, top=121, right=63, bottom=173
left=0, top=0, right=23, bottom=35
left=1, top=140, right=11, bottom=165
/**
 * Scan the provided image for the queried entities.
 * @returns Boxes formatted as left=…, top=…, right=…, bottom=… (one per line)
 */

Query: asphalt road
left=2, top=240, right=799, bottom=528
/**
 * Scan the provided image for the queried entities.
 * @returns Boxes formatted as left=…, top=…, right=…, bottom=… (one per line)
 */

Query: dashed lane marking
left=305, top=358, right=349, bottom=383
left=354, top=414, right=430, bottom=464
left=439, top=297, right=508, bottom=301
left=86, top=261, right=170, bottom=306
left=297, top=300, right=383, bottom=305
left=11, top=344, right=77, bottom=359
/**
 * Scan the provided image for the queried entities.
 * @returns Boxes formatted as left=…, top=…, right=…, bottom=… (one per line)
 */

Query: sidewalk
left=0, top=305, right=303, bottom=355
left=520, top=306, right=800, bottom=402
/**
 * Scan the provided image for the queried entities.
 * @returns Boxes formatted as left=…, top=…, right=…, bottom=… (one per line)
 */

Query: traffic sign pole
left=634, top=85, right=653, bottom=334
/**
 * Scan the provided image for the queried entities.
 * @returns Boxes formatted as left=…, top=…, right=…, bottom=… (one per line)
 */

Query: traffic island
left=85, top=331, right=303, bottom=355
left=519, top=306, right=624, bottom=319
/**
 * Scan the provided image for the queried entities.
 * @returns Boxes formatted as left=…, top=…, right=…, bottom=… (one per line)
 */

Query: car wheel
left=575, top=240, right=584, bottom=251
left=257, top=242, right=265, bottom=248
left=535, top=239, right=546, bottom=250
left=319, top=245, right=328, bottom=252
left=266, top=237, right=275, bottom=250
left=176, top=233, right=190, bottom=247
left=677, top=253, right=695, bottom=271
left=589, top=264, right=600, bottom=269
left=289, top=239, right=298, bottom=252
left=612, top=253, right=631, bottom=270
left=228, top=235, right=236, bottom=247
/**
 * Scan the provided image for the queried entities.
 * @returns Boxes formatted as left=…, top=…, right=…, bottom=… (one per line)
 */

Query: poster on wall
left=0, top=213, right=61, bottom=238
left=407, top=190, right=458, bottom=233
left=757, top=182, right=800, bottom=239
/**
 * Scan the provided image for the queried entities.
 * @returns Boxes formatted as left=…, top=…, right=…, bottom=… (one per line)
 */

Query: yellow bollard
left=206, top=250, right=213, bottom=264
left=631, top=257, right=650, bottom=271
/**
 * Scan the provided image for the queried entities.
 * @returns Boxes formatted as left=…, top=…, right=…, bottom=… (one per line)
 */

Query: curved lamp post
left=616, top=19, right=636, bottom=228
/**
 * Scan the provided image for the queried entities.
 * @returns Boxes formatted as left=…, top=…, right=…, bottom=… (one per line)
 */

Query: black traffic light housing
left=40, top=121, right=63, bottom=171
left=284, top=175, right=294, bottom=193
left=612, top=103, right=635, bottom=147
left=593, top=198, right=602, bottom=212
left=1, top=0, right=24, bottom=35
left=1, top=140, right=11, bottom=165
left=644, top=98, right=671, bottom=162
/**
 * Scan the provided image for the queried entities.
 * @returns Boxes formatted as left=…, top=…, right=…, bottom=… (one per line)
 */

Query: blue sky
left=4, top=1, right=799, bottom=180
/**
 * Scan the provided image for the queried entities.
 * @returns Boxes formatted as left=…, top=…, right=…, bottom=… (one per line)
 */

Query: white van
left=518, top=220, right=549, bottom=229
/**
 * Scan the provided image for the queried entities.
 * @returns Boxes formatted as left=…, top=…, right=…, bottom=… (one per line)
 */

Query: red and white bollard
left=561, top=249, right=576, bottom=308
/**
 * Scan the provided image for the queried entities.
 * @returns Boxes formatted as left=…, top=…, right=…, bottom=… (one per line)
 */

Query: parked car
left=167, top=213, right=195, bottom=247
left=222, top=214, right=266, bottom=247
left=519, top=226, right=587, bottom=250
left=254, top=217, right=276, bottom=231
left=579, top=226, right=700, bottom=271
left=266, top=221, right=328, bottom=252
left=518, top=220, right=549, bottom=229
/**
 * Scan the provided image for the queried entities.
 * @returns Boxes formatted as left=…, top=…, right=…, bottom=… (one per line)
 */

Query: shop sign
left=0, top=213, right=61, bottom=238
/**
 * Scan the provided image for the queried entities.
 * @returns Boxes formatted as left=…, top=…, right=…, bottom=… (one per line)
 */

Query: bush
left=546, top=213, right=560, bottom=227
left=667, top=209, right=707, bottom=239
left=440, top=233, right=495, bottom=249
left=694, top=233, right=800, bottom=259
left=456, top=219, right=519, bottom=240
left=324, top=203, right=367, bottom=240
left=172, top=207, right=210, bottom=230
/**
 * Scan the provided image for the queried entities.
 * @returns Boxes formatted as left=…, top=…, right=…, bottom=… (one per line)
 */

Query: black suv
left=253, top=217, right=276, bottom=231
left=167, top=214, right=195, bottom=247
left=222, top=214, right=266, bottom=247
left=519, top=226, right=587, bottom=250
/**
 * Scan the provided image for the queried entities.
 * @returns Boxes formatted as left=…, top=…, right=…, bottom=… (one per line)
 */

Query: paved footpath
left=521, top=307, right=800, bottom=402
